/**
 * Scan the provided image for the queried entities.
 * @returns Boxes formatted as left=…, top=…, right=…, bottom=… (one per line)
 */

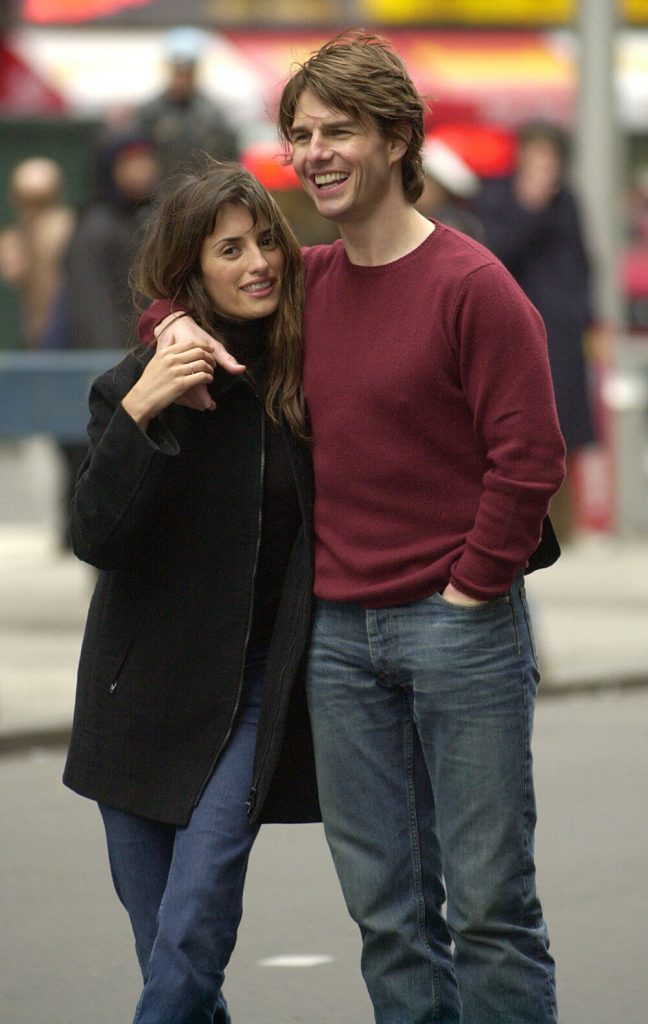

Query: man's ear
left=389, top=126, right=411, bottom=163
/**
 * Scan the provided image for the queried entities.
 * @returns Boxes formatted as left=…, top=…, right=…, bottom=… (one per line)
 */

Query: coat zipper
left=192, top=408, right=266, bottom=809
left=246, top=426, right=311, bottom=817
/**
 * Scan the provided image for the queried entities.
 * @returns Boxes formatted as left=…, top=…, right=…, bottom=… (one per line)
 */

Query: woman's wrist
left=121, top=388, right=154, bottom=432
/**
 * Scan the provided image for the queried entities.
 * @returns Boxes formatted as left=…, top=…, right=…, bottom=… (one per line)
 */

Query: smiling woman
left=200, top=204, right=285, bottom=321
left=62, top=157, right=318, bottom=1024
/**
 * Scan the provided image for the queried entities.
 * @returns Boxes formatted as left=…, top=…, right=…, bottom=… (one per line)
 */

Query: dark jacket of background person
left=64, top=130, right=159, bottom=350
left=137, top=88, right=238, bottom=177
left=478, top=149, right=595, bottom=452
left=63, top=348, right=319, bottom=827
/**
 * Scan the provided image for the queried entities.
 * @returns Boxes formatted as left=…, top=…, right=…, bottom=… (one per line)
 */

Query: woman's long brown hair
left=131, top=156, right=307, bottom=437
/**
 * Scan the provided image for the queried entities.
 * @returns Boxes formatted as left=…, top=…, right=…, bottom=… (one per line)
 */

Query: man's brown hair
left=278, top=29, right=427, bottom=205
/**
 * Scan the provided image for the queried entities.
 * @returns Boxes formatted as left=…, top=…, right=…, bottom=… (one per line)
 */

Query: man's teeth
left=314, top=172, right=348, bottom=186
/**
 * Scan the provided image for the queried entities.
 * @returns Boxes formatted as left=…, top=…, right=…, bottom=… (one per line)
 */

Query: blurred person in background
left=136, top=26, right=238, bottom=178
left=416, top=137, right=484, bottom=241
left=0, top=156, right=75, bottom=349
left=63, top=158, right=318, bottom=1024
left=64, top=126, right=160, bottom=350
left=55, top=127, right=161, bottom=549
left=478, top=120, right=596, bottom=542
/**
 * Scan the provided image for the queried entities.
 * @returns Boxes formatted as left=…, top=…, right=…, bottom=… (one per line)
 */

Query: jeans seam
left=404, top=696, right=442, bottom=1019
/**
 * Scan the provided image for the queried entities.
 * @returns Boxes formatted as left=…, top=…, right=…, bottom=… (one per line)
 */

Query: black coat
left=63, top=350, right=320, bottom=827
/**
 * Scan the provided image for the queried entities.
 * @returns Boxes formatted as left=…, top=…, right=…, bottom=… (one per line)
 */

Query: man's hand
left=155, top=313, right=246, bottom=411
left=122, top=338, right=217, bottom=431
left=441, top=582, right=486, bottom=607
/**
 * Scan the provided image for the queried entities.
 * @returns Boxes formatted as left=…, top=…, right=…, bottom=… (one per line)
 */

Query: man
left=136, top=26, right=238, bottom=177
left=478, top=120, right=595, bottom=541
left=141, top=31, right=565, bottom=1024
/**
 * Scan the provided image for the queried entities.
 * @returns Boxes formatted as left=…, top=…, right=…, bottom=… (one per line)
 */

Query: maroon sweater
left=139, top=223, right=565, bottom=605
left=301, top=225, right=565, bottom=605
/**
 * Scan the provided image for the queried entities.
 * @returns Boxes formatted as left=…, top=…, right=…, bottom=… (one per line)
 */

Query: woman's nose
left=248, top=246, right=271, bottom=272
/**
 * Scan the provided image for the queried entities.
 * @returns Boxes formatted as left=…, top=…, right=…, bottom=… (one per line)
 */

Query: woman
left=63, top=158, right=319, bottom=1024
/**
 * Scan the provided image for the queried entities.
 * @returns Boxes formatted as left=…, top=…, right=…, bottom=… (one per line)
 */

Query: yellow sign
left=360, top=0, right=574, bottom=22
left=361, top=0, right=648, bottom=22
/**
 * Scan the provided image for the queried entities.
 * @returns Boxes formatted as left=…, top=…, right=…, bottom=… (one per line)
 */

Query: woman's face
left=199, top=203, right=285, bottom=321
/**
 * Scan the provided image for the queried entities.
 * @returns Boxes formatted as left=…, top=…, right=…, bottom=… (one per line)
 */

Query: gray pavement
left=1, top=437, right=648, bottom=748
left=3, top=687, right=648, bottom=1023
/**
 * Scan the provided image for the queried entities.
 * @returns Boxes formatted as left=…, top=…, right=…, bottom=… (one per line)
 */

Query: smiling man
left=141, top=30, right=565, bottom=1024
left=275, top=32, right=565, bottom=1024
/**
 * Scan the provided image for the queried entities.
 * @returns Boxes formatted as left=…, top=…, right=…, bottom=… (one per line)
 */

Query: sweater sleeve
left=137, top=299, right=178, bottom=346
left=70, top=364, right=179, bottom=570
left=448, top=262, right=566, bottom=600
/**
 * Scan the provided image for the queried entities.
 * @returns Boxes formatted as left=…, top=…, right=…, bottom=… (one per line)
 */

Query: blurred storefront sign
left=226, top=28, right=576, bottom=127
left=15, top=0, right=648, bottom=27
left=3, top=26, right=578, bottom=126
left=5, top=23, right=648, bottom=131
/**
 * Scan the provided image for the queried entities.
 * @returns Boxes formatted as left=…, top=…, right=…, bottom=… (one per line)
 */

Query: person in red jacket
left=141, top=31, right=565, bottom=1024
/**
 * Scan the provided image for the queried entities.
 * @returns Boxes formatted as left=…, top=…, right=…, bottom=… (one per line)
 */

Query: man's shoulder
left=425, top=223, right=508, bottom=291
left=302, top=240, right=345, bottom=273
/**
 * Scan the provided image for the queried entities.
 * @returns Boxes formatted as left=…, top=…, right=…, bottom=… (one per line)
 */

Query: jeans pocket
left=429, top=591, right=511, bottom=614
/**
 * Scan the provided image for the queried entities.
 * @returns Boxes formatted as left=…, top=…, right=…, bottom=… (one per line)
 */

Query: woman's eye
left=260, top=236, right=277, bottom=249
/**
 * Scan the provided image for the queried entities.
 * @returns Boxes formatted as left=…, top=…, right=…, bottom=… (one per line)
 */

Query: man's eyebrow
left=291, top=118, right=358, bottom=133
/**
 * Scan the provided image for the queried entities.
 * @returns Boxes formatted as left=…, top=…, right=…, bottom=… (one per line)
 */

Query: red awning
left=0, top=40, right=66, bottom=113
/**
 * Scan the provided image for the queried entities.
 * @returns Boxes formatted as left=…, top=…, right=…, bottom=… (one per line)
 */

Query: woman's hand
left=155, top=313, right=246, bottom=412
left=122, top=339, right=217, bottom=431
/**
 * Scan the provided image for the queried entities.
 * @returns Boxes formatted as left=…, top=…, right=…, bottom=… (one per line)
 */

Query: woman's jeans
left=99, top=646, right=267, bottom=1024
left=306, top=576, right=557, bottom=1024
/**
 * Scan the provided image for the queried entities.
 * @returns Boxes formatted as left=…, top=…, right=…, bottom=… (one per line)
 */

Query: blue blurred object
left=163, top=26, right=208, bottom=65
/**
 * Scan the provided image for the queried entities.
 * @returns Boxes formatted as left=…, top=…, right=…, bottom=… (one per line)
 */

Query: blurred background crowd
left=1, top=0, right=648, bottom=544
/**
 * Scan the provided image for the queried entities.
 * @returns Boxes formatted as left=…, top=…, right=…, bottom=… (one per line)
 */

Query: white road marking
left=258, top=954, right=335, bottom=968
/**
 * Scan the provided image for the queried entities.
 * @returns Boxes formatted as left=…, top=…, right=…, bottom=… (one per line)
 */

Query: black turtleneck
left=212, top=314, right=302, bottom=647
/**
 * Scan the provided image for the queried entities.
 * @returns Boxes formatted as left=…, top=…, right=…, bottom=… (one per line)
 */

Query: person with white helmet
left=136, top=26, right=238, bottom=177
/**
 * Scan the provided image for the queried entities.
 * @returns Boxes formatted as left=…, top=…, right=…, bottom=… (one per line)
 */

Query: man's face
left=289, top=89, right=405, bottom=226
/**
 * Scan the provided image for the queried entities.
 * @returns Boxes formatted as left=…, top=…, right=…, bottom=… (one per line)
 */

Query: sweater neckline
left=340, top=222, right=441, bottom=276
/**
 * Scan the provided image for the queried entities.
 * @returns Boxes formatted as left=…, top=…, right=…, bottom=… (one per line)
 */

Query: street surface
left=2, top=686, right=647, bottom=1024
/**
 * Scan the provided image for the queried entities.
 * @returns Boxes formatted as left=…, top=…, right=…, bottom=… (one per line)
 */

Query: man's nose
left=307, top=130, right=332, bottom=161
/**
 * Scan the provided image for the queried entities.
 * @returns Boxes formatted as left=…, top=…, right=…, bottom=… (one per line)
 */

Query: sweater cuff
left=137, top=299, right=178, bottom=347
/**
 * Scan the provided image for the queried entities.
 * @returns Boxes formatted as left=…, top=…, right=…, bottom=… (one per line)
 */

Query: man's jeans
left=99, top=646, right=267, bottom=1024
left=306, top=576, right=557, bottom=1024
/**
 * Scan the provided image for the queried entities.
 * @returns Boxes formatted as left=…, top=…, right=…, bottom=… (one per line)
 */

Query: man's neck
left=338, top=203, right=435, bottom=267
